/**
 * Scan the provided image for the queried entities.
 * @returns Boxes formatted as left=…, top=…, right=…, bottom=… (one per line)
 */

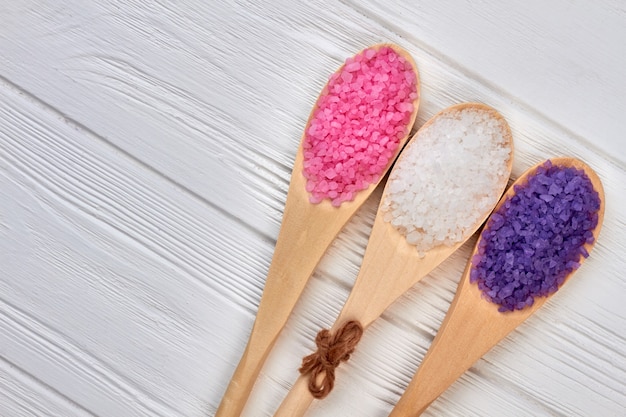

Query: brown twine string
left=298, top=320, right=364, bottom=399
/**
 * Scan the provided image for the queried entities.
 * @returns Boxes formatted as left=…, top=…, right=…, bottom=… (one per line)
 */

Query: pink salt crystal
left=397, top=102, right=413, bottom=113
left=345, top=62, right=361, bottom=72
left=303, top=46, right=418, bottom=205
left=341, top=71, right=353, bottom=82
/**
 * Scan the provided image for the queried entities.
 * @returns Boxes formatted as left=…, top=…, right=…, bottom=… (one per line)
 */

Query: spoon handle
left=273, top=217, right=461, bottom=417
left=274, top=376, right=312, bottom=417
left=389, top=265, right=542, bottom=417
left=215, top=217, right=327, bottom=417
left=216, top=154, right=360, bottom=417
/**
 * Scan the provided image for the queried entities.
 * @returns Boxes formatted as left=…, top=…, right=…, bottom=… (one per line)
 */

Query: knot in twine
left=299, top=320, right=363, bottom=399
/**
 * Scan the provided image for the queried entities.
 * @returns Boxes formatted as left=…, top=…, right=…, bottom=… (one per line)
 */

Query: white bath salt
left=380, top=107, right=512, bottom=254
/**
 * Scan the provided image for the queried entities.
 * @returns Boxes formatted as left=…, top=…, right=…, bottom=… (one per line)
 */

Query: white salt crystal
left=382, top=107, right=511, bottom=254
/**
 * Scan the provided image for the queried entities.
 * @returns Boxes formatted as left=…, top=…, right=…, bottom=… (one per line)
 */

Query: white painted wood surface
left=1, top=1, right=624, bottom=416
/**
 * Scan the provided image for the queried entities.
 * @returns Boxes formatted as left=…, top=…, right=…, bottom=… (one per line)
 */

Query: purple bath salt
left=470, top=160, right=601, bottom=312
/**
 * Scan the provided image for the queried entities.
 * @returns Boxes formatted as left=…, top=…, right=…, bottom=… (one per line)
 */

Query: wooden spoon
left=274, top=103, right=514, bottom=417
left=389, top=157, right=605, bottom=417
left=216, top=44, right=420, bottom=417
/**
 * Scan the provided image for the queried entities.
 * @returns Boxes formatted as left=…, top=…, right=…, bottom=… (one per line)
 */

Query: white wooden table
left=2, top=1, right=625, bottom=416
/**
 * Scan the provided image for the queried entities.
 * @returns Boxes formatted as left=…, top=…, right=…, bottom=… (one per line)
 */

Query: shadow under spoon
left=389, top=157, right=605, bottom=416
left=274, top=102, right=514, bottom=417
left=216, top=43, right=420, bottom=417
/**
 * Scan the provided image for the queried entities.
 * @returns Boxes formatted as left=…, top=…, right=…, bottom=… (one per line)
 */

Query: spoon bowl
left=216, top=43, right=420, bottom=417
left=274, top=103, right=514, bottom=417
left=389, top=157, right=605, bottom=416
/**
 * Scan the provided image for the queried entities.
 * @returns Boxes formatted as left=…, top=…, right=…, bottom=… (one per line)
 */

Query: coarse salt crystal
left=381, top=106, right=512, bottom=255
left=470, top=160, right=601, bottom=312
left=303, top=46, right=418, bottom=205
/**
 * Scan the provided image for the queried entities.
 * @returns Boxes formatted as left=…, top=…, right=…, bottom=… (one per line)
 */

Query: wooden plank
left=0, top=356, right=94, bottom=417
left=0, top=0, right=333, bottom=238
left=0, top=80, right=269, bottom=416
left=341, top=0, right=626, bottom=165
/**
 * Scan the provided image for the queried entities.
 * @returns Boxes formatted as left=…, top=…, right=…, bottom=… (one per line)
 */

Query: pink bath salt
left=303, top=46, right=418, bottom=205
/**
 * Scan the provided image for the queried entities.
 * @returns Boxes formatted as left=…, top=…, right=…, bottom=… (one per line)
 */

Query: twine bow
left=299, top=320, right=364, bottom=399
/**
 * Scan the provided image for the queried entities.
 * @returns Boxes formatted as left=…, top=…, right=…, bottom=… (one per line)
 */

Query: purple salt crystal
left=471, top=161, right=600, bottom=312
left=548, top=183, right=563, bottom=195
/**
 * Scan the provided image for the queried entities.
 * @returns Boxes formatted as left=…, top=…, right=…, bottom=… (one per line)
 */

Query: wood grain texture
left=0, top=0, right=625, bottom=416
left=0, top=80, right=263, bottom=416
